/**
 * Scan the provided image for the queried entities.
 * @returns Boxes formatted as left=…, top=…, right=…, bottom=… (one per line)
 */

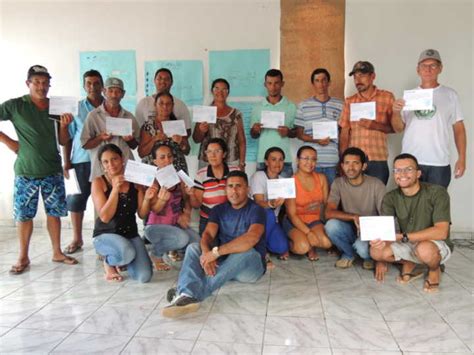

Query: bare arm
left=58, top=114, right=73, bottom=146
left=83, top=132, right=112, bottom=150
left=391, top=99, right=406, bottom=133
left=285, top=198, right=312, bottom=235
left=91, top=176, right=121, bottom=223
left=0, top=131, right=19, bottom=153
left=325, top=201, right=359, bottom=226
left=399, top=221, right=449, bottom=242
left=453, top=121, right=467, bottom=178
left=218, top=223, right=264, bottom=256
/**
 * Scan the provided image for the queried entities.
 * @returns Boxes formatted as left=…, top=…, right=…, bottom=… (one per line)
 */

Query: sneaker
left=335, top=258, right=354, bottom=269
left=362, top=260, right=375, bottom=270
left=161, top=294, right=200, bottom=318
left=166, top=287, right=177, bottom=303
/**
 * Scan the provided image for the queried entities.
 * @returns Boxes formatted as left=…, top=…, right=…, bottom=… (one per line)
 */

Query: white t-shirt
left=135, top=94, right=191, bottom=130
left=249, top=170, right=282, bottom=216
left=402, top=85, right=464, bottom=166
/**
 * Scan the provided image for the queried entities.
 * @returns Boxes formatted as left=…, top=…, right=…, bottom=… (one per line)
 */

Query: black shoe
left=166, top=287, right=177, bottom=303
left=161, top=295, right=200, bottom=318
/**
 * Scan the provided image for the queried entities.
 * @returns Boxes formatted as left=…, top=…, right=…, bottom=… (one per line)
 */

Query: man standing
left=62, top=70, right=104, bottom=254
left=391, top=49, right=467, bottom=188
left=81, top=77, right=139, bottom=180
left=0, top=65, right=78, bottom=273
left=295, top=68, right=343, bottom=185
left=250, top=69, right=296, bottom=177
left=339, top=61, right=395, bottom=185
left=162, top=171, right=266, bottom=318
left=135, top=68, right=191, bottom=135
left=325, top=147, right=386, bottom=270
left=370, top=153, right=452, bottom=293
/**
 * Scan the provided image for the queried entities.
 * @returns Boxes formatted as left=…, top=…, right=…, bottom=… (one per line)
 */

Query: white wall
left=0, top=0, right=472, bottom=233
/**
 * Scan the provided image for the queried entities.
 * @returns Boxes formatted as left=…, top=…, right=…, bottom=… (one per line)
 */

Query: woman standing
left=91, top=144, right=153, bottom=282
left=193, top=78, right=246, bottom=170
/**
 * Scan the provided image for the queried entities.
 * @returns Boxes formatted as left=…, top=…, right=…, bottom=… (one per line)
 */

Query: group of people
left=0, top=48, right=466, bottom=318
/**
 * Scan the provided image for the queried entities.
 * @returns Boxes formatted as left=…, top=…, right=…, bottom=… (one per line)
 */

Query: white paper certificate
left=64, top=168, right=81, bottom=195
left=106, top=117, right=133, bottom=136
left=359, top=216, right=396, bottom=241
left=350, top=102, right=376, bottom=121
left=193, top=105, right=217, bottom=123
left=260, top=111, right=285, bottom=129
left=403, top=89, right=434, bottom=111
left=161, top=120, right=187, bottom=137
left=312, top=121, right=338, bottom=139
left=177, top=169, right=195, bottom=188
left=155, top=164, right=180, bottom=189
left=124, top=160, right=157, bottom=187
left=267, top=178, right=296, bottom=199
left=49, top=96, right=79, bottom=116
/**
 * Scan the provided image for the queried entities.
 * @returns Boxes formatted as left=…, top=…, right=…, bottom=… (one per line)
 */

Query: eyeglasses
left=393, top=167, right=417, bottom=174
left=419, top=63, right=440, bottom=70
left=205, top=149, right=223, bottom=155
left=299, top=157, right=317, bottom=162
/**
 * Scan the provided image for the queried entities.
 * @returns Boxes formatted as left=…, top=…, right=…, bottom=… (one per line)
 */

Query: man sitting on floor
left=162, top=170, right=267, bottom=318
left=370, top=153, right=452, bottom=292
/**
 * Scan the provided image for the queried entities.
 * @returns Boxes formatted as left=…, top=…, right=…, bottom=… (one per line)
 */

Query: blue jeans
left=419, top=164, right=451, bottom=188
left=144, top=224, right=200, bottom=257
left=256, top=162, right=294, bottom=178
left=265, top=209, right=289, bottom=255
left=325, top=219, right=370, bottom=260
left=93, top=234, right=153, bottom=283
left=177, top=243, right=265, bottom=301
left=315, top=166, right=337, bottom=187
left=365, top=161, right=389, bottom=185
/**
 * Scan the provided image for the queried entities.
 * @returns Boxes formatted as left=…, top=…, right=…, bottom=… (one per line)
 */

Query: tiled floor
left=0, top=226, right=472, bottom=354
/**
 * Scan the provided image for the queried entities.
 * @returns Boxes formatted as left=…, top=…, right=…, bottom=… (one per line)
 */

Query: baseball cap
left=27, top=65, right=51, bottom=80
left=104, top=77, right=124, bottom=90
left=418, top=49, right=442, bottom=64
left=349, top=61, right=375, bottom=76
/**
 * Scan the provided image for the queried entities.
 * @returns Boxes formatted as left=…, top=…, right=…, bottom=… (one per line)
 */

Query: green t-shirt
left=382, top=182, right=453, bottom=251
left=250, top=96, right=296, bottom=163
left=0, top=95, right=62, bottom=177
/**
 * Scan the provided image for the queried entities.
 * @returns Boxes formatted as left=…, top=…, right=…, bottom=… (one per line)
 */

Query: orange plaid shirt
left=339, top=86, right=395, bottom=161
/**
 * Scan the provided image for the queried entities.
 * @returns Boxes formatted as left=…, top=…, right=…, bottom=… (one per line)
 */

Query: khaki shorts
left=391, top=240, right=451, bottom=265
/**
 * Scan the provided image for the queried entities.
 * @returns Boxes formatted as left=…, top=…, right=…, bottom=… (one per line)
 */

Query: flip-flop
left=277, top=252, right=289, bottom=261
left=307, top=249, right=319, bottom=262
left=105, top=273, right=123, bottom=282
left=396, top=270, right=424, bottom=284
left=153, top=258, right=171, bottom=271
left=9, top=263, right=30, bottom=274
left=423, top=279, right=439, bottom=293
left=52, top=255, right=78, bottom=265
left=63, top=243, right=83, bottom=254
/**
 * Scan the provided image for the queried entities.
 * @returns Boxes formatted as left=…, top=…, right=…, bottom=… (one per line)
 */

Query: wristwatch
left=211, top=246, right=220, bottom=258
left=401, top=233, right=409, bottom=243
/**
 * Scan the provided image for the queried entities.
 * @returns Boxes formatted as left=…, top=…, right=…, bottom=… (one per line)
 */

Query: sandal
left=52, top=255, right=78, bottom=265
left=9, top=262, right=30, bottom=275
left=63, top=243, right=83, bottom=254
left=153, top=258, right=171, bottom=271
left=307, top=248, right=319, bottom=262
left=397, top=270, right=424, bottom=284
left=423, top=279, right=439, bottom=293
left=266, top=255, right=276, bottom=270
left=277, top=252, right=289, bottom=261
left=104, top=264, right=123, bottom=282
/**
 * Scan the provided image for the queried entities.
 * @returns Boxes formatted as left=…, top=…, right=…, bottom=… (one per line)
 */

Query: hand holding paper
left=312, top=121, right=338, bottom=139
left=155, top=164, right=180, bottom=189
left=124, top=160, right=157, bottom=187
left=359, top=216, right=396, bottom=241
left=403, top=89, right=433, bottom=111
left=49, top=96, right=79, bottom=116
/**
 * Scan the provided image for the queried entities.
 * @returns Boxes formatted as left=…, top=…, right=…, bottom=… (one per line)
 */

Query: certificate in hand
left=64, top=168, right=81, bottom=195
left=49, top=96, right=79, bottom=117
left=124, top=160, right=157, bottom=187
left=155, top=164, right=180, bottom=189
left=106, top=117, right=133, bottom=136
left=350, top=102, right=376, bottom=121
left=359, top=216, right=396, bottom=241
left=260, top=111, right=285, bottom=129
left=193, top=105, right=217, bottom=123
left=162, top=120, right=187, bottom=137
left=403, top=89, right=433, bottom=111
left=267, top=178, right=296, bottom=200
left=177, top=170, right=195, bottom=188
left=312, top=121, right=338, bottom=139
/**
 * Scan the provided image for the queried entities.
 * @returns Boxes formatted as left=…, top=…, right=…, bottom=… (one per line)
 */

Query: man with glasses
left=370, top=153, right=452, bottom=293
left=0, top=65, right=78, bottom=274
left=391, top=49, right=467, bottom=188
left=339, top=61, right=395, bottom=185
left=135, top=68, right=191, bottom=136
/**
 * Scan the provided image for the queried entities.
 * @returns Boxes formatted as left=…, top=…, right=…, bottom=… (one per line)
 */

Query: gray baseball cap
left=104, top=77, right=124, bottom=90
left=418, top=49, right=442, bottom=64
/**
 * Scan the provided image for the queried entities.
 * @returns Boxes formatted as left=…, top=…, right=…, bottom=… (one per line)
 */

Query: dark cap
left=349, top=61, right=375, bottom=76
left=27, top=65, right=51, bottom=80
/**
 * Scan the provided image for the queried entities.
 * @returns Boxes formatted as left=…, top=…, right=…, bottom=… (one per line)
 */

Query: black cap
left=349, top=61, right=375, bottom=76
left=27, top=65, right=51, bottom=80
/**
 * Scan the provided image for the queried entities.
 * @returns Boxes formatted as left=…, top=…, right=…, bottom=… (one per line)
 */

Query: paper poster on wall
left=144, top=60, right=203, bottom=105
left=228, top=101, right=258, bottom=162
left=79, top=50, right=137, bottom=112
left=209, top=49, right=270, bottom=97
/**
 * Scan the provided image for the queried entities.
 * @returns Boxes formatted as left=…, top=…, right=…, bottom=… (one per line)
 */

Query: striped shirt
left=194, top=164, right=239, bottom=219
left=339, top=87, right=395, bottom=161
left=295, top=97, right=343, bottom=167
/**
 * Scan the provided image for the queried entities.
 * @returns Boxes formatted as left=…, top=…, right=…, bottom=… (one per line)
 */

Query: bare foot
left=10, top=258, right=31, bottom=274
left=152, top=257, right=171, bottom=271
left=307, top=248, right=319, bottom=262
left=104, top=262, right=123, bottom=282
left=423, top=267, right=440, bottom=293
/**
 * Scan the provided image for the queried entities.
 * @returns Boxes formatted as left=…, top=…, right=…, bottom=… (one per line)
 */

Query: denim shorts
left=282, top=216, right=322, bottom=235
left=14, top=173, right=67, bottom=222
left=66, top=162, right=91, bottom=212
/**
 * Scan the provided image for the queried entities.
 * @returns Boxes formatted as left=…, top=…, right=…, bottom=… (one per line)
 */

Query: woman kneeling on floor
left=91, top=143, right=153, bottom=283
left=142, top=142, right=200, bottom=271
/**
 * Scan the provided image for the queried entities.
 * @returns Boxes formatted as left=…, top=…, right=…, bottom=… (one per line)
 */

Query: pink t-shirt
left=147, top=186, right=183, bottom=226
